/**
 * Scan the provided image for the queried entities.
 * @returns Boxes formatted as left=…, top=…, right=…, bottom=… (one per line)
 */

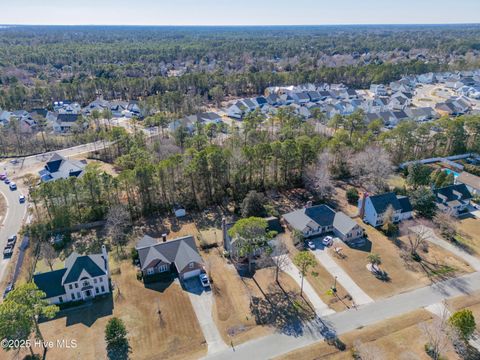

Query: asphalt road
left=0, top=181, right=27, bottom=288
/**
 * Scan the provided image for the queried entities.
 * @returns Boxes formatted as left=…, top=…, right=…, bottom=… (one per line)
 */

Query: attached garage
left=181, top=269, right=201, bottom=280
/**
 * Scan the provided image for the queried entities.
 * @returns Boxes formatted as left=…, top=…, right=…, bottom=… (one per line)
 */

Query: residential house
left=227, top=101, right=248, bottom=119
left=433, top=184, right=473, bottom=216
left=33, top=246, right=110, bottom=305
left=370, top=84, right=388, bottom=97
left=54, top=113, right=82, bottom=133
left=405, top=107, right=437, bottom=122
left=83, top=98, right=109, bottom=116
left=282, top=204, right=364, bottom=244
left=39, top=153, right=87, bottom=182
left=109, top=101, right=129, bottom=117
left=254, top=96, right=268, bottom=108
left=135, top=235, right=205, bottom=281
left=455, top=172, right=480, bottom=196
left=358, top=192, right=413, bottom=227
left=290, top=92, right=311, bottom=105
left=266, top=94, right=280, bottom=106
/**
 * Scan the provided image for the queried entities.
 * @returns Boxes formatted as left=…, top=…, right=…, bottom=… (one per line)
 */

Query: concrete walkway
left=281, top=256, right=335, bottom=316
left=312, top=247, right=374, bottom=306
left=410, top=225, right=480, bottom=271
left=205, top=271, right=480, bottom=360
left=184, top=279, right=228, bottom=354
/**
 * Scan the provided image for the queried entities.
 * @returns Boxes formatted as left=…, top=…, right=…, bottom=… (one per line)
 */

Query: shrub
left=346, top=187, right=359, bottom=204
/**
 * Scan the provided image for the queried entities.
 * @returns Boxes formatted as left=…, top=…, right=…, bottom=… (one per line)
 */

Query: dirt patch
left=276, top=309, right=459, bottom=360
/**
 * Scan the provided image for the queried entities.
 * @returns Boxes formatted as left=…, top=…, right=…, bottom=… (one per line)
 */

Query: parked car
left=199, top=273, right=210, bottom=288
left=3, top=246, right=13, bottom=258
left=3, top=283, right=14, bottom=299
left=322, top=236, right=333, bottom=247
left=7, top=235, right=17, bottom=247
left=0, top=173, right=6, bottom=180
left=19, top=194, right=25, bottom=203
left=9, top=182, right=17, bottom=190
left=4, top=178, right=10, bottom=184
left=307, top=240, right=316, bottom=250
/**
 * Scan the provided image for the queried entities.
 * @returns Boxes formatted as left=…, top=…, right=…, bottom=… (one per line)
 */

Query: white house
left=358, top=192, right=413, bottom=227
left=33, top=246, right=110, bottom=305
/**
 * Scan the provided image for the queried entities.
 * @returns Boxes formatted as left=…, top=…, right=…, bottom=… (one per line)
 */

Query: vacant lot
left=328, top=220, right=473, bottom=299
left=7, top=261, right=206, bottom=360
left=277, top=309, right=459, bottom=360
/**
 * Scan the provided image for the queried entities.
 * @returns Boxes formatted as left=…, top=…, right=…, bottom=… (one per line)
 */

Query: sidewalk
left=313, top=248, right=374, bottom=306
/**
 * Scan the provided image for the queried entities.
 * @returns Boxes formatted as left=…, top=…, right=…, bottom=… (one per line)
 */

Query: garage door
left=182, top=269, right=201, bottom=280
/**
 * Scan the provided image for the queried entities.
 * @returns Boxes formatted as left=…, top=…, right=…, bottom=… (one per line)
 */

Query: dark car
left=3, top=283, right=14, bottom=299
left=3, top=246, right=13, bottom=258
left=4, top=178, right=10, bottom=184
left=7, top=235, right=17, bottom=247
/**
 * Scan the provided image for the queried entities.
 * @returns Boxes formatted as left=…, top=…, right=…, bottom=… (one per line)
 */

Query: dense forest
left=1, top=25, right=480, bottom=113
left=27, top=108, right=480, bottom=234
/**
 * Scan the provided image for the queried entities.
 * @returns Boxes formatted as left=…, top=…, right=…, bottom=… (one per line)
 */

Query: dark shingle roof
left=33, top=269, right=67, bottom=298
left=63, top=254, right=107, bottom=284
left=283, top=205, right=336, bottom=231
left=369, top=192, right=403, bottom=214
left=57, top=114, right=79, bottom=122
left=397, top=196, right=413, bottom=213
left=433, top=184, right=472, bottom=202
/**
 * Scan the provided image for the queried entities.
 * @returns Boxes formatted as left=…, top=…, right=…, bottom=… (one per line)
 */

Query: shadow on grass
left=42, top=293, right=114, bottom=328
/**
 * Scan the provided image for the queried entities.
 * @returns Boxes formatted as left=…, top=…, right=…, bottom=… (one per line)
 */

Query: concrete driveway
left=183, top=278, right=227, bottom=354
left=308, top=237, right=374, bottom=306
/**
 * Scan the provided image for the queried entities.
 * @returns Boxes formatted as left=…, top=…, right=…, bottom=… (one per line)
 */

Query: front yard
left=327, top=220, right=473, bottom=299
left=8, top=261, right=207, bottom=360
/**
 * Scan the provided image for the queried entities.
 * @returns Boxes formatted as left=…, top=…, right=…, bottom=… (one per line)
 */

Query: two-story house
left=433, top=184, right=472, bottom=217
left=33, top=246, right=110, bottom=305
left=38, top=153, right=87, bottom=182
left=358, top=192, right=413, bottom=227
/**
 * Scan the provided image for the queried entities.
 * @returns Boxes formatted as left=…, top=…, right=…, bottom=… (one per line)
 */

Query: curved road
left=0, top=174, right=28, bottom=288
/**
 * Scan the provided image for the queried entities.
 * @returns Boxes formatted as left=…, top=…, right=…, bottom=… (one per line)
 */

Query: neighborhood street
left=0, top=181, right=27, bottom=287
left=205, top=271, right=480, bottom=360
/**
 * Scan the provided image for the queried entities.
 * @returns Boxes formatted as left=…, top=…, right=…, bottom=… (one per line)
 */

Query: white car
left=307, top=241, right=316, bottom=250
left=199, top=273, right=210, bottom=288
left=322, top=236, right=333, bottom=246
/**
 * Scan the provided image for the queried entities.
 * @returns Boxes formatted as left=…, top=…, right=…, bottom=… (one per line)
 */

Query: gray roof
left=283, top=205, right=336, bottom=232
left=332, top=212, right=358, bottom=235
left=40, top=152, right=86, bottom=182
left=368, top=192, right=412, bottom=214
left=33, top=269, right=67, bottom=298
left=433, top=184, right=472, bottom=203
left=136, top=235, right=203, bottom=274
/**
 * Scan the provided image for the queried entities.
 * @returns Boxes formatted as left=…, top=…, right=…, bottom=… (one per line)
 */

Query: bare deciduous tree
left=353, top=340, right=384, bottom=360
left=420, top=307, right=452, bottom=360
left=41, top=243, right=57, bottom=271
left=433, top=211, right=457, bottom=241
left=304, top=151, right=336, bottom=200
left=350, top=146, right=393, bottom=192
left=270, top=237, right=290, bottom=284
left=408, top=228, right=428, bottom=258
left=106, top=204, right=131, bottom=253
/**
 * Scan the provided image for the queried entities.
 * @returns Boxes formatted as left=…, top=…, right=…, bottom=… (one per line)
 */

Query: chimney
left=359, top=192, right=369, bottom=219
left=101, top=244, right=109, bottom=275
left=161, top=233, right=167, bottom=242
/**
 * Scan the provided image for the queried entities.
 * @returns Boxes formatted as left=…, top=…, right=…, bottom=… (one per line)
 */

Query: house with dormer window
left=433, top=184, right=472, bottom=217
left=33, top=246, right=110, bottom=305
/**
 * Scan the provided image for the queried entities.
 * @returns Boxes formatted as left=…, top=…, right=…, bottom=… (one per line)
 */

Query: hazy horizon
left=2, top=0, right=479, bottom=26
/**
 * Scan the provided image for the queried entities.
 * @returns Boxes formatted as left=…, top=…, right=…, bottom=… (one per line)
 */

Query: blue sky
left=1, top=0, right=480, bottom=25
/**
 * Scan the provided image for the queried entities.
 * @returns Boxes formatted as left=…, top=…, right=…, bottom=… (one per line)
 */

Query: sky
left=1, top=0, right=480, bottom=26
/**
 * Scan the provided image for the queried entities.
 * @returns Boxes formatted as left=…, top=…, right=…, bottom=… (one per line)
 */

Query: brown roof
left=457, top=171, right=480, bottom=190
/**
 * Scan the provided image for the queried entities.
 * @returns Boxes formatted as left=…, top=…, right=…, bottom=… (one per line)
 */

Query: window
left=95, top=287, right=99, bottom=294
left=77, top=292, right=81, bottom=298
left=74, top=283, right=78, bottom=288
left=71, top=293, right=75, bottom=300
left=69, top=284, right=73, bottom=290
left=99, top=277, right=103, bottom=282
left=94, top=278, right=97, bottom=284
left=83, top=280, right=89, bottom=287
left=59, top=297, right=63, bottom=303
left=146, top=268, right=154, bottom=275
left=101, top=286, right=105, bottom=292
left=189, top=262, right=194, bottom=269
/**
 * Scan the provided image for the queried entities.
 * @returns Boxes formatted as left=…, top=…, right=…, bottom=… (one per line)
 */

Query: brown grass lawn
left=206, top=250, right=271, bottom=345
left=4, top=261, right=207, bottom=360
left=448, top=290, right=480, bottom=320
left=456, top=217, right=480, bottom=255
left=327, top=220, right=473, bottom=299
left=276, top=309, right=459, bottom=360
